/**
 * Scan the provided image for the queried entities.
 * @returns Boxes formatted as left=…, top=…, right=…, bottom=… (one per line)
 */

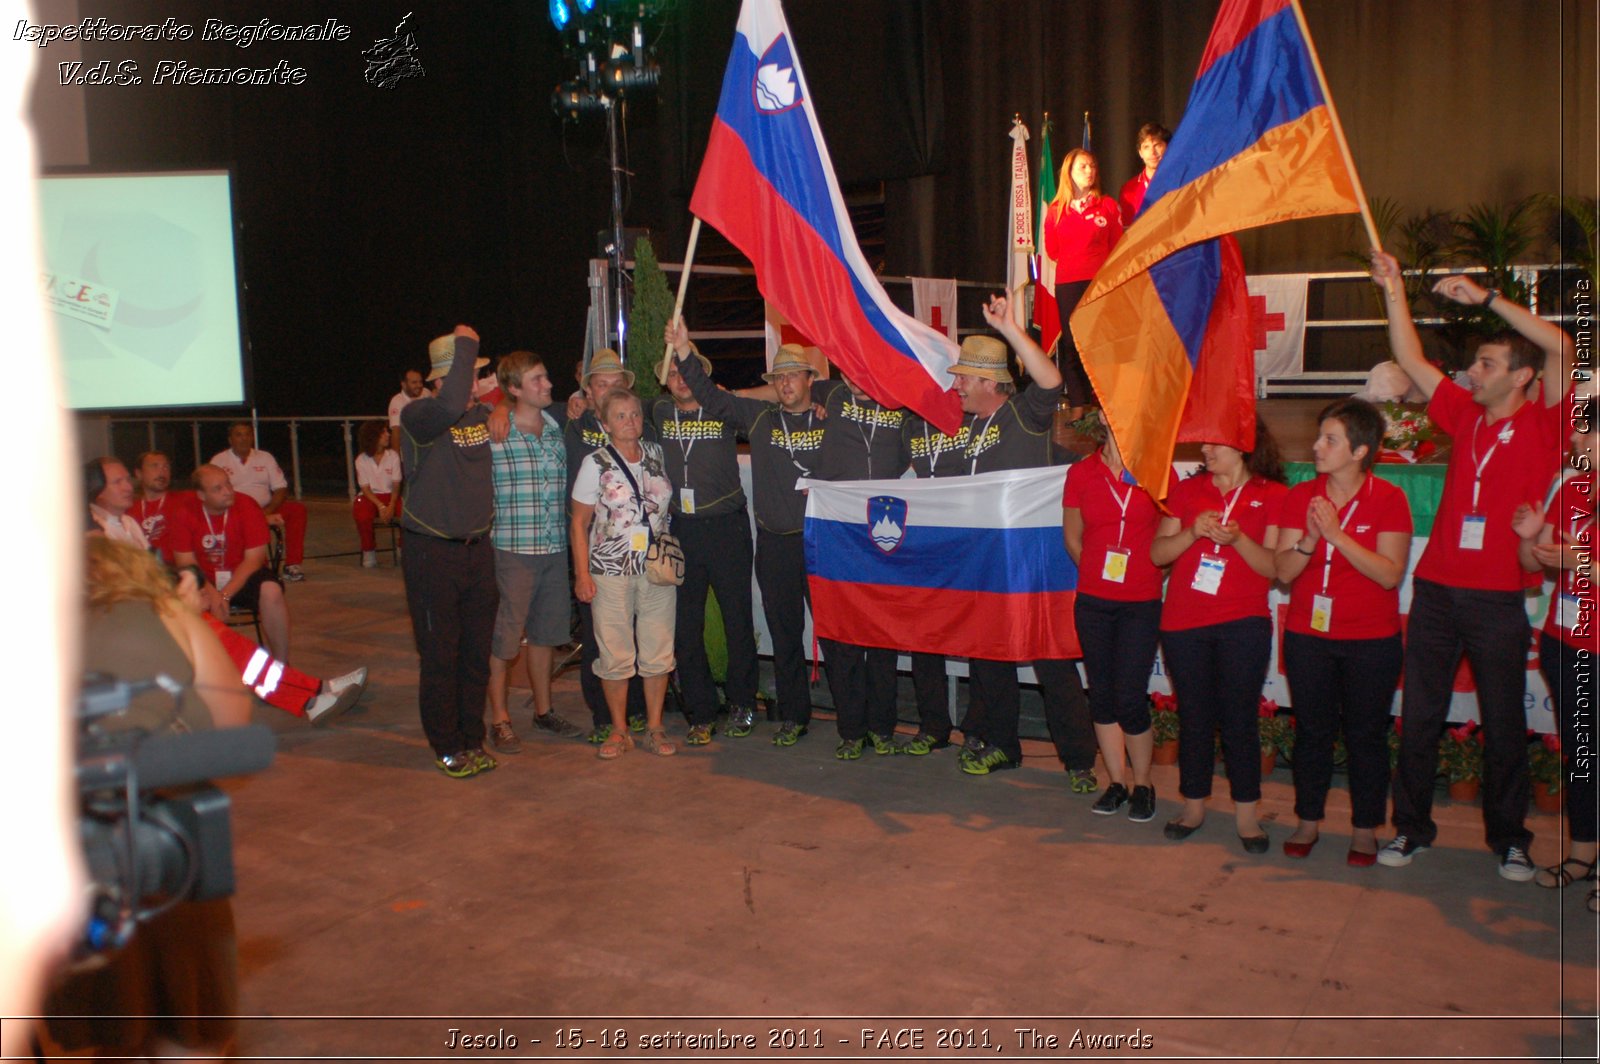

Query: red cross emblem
left=1248, top=294, right=1286, bottom=352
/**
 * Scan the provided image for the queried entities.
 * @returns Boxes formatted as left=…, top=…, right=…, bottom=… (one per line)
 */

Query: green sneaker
left=587, top=724, right=613, bottom=745
left=1067, top=768, right=1098, bottom=794
left=467, top=747, right=498, bottom=774
left=960, top=743, right=1016, bottom=776
left=685, top=723, right=715, bottom=746
left=958, top=733, right=985, bottom=762
left=435, top=751, right=478, bottom=778
left=901, top=731, right=950, bottom=756
left=627, top=714, right=647, bottom=733
left=772, top=722, right=808, bottom=747
left=868, top=731, right=899, bottom=756
left=835, top=737, right=865, bottom=760
left=725, top=705, right=756, bottom=738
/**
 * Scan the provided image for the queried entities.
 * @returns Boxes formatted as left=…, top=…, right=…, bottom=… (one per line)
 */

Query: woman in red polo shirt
left=1044, top=148, right=1123, bottom=417
left=1275, top=399, right=1413, bottom=866
left=1515, top=418, right=1597, bottom=906
left=1151, top=416, right=1287, bottom=852
left=1063, top=412, right=1173, bottom=824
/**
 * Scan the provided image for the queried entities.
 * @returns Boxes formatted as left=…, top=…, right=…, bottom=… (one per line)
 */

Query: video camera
left=73, top=673, right=275, bottom=958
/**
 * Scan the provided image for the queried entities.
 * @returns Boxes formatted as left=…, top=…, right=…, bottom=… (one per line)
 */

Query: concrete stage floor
left=122, top=500, right=1600, bottom=1060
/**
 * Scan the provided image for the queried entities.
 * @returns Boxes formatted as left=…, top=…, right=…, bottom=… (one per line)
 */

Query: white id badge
left=629, top=528, right=649, bottom=552
left=215, top=569, right=233, bottom=590
left=1556, top=593, right=1582, bottom=631
left=679, top=487, right=696, bottom=514
left=1101, top=549, right=1130, bottom=584
left=1459, top=515, right=1487, bottom=551
left=1310, top=594, right=1334, bottom=633
left=1191, top=554, right=1226, bottom=595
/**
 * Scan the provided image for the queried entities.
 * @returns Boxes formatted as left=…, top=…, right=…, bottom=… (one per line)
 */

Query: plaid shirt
left=490, top=411, right=567, bottom=554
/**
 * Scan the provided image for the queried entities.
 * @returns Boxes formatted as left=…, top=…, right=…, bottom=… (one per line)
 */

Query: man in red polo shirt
left=129, top=451, right=200, bottom=564
left=1369, top=251, right=1574, bottom=881
left=1118, top=122, right=1169, bottom=226
left=169, top=464, right=291, bottom=661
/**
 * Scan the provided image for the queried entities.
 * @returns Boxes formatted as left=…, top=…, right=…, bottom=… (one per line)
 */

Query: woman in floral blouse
left=571, top=388, right=678, bottom=759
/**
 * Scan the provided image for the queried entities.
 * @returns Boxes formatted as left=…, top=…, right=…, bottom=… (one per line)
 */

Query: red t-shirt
left=1280, top=474, right=1413, bottom=639
left=1063, top=451, right=1171, bottom=602
left=1119, top=173, right=1151, bottom=226
left=1541, top=471, right=1597, bottom=653
left=1044, top=194, right=1124, bottom=283
left=167, top=494, right=270, bottom=585
left=1414, top=381, right=1564, bottom=591
left=128, top=492, right=201, bottom=564
left=1160, top=473, right=1287, bottom=632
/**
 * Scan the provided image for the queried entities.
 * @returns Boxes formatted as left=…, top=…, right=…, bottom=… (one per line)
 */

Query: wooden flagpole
left=659, top=215, right=704, bottom=378
left=1289, top=0, right=1383, bottom=253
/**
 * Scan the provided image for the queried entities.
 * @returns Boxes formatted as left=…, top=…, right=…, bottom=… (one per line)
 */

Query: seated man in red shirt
left=212, top=422, right=309, bottom=581
left=169, top=464, right=291, bottom=661
left=129, top=451, right=200, bottom=564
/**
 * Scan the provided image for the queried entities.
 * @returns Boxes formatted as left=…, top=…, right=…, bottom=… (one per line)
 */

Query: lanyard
left=1211, top=480, right=1247, bottom=554
left=1319, top=477, right=1368, bottom=594
left=968, top=408, right=1001, bottom=475
left=1468, top=412, right=1512, bottom=512
left=779, top=409, right=814, bottom=477
left=201, top=507, right=223, bottom=549
left=855, top=402, right=880, bottom=478
left=1104, top=461, right=1134, bottom=548
left=672, top=406, right=702, bottom=487
left=922, top=423, right=944, bottom=474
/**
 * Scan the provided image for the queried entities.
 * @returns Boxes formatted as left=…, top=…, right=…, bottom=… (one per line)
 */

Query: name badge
left=629, top=528, right=649, bottom=553
left=1191, top=554, right=1226, bottom=595
left=1459, top=515, right=1486, bottom=551
left=679, top=487, right=696, bottom=514
left=1101, top=549, right=1129, bottom=584
left=215, top=569, right=233, bottom=590
left=1556, top=592, right=1583, bottom=631
left=1310, top=594, right=1334, bottom=634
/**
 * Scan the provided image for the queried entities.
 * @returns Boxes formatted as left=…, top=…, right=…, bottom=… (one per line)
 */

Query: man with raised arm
left=1369, top=251, right=1575, bottom=881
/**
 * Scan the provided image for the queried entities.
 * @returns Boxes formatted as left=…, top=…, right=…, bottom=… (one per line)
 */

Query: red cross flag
left=1244, top=272, right=1308, bottom=379
left=911, top=278, right=957, bottom=342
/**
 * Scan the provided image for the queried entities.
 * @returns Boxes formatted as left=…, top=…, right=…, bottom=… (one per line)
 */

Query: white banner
left=910, top=277, right=957, bottom=342
left=1006, top=119, right=1032, bottom=328
left=1245, top=272, right=1308, bottom=379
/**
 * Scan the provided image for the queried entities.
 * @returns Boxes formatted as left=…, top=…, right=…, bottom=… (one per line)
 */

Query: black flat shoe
left=1164, top=818, right=1203, bottom=841
left=1238, top=833, right=1269, bottom=854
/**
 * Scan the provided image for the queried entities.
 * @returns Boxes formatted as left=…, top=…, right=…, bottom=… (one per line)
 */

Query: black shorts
left=227, top=568, right=281, bottom=612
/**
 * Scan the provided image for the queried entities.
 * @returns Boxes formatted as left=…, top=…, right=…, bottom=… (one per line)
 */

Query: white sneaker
left=1499, top=846, right=1537, bottom=882
left=361, top=550, right=378, bottom=568
left=306, top=666, right=367, bottom=725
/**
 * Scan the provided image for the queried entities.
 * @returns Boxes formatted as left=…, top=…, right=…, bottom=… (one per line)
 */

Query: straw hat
left=582, top=348, right=635, bottom=388
left=426, top=334, right=489, bottom=381
left=656, top=346, right=713, bottom=385
left=947, top=335, right=1012, bottom=384
left=762, top=343, right=817, bottom=383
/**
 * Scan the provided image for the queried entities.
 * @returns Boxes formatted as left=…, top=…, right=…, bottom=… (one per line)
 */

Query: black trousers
left=576, top=600, right=645, bottom=728
left=912, top=652, right=953, bottom=740
left=1162, top=617, right=1273, bottom=802
left=1540, top=632, right=1597, bottom=844
left=1075, top=594, right=1161, bottom=733
left=1393, top=579, right=1532, bottom=853
left=1054, top=279, right=1093, bottom=408
left=1282, top=631, right=1403, bottom=828
left=673, top=510, right=760, bottom=725
left=755, top=529, right=812, bottom=726
left=967, top=658, right=1095, bottom=768
left=821, top=640, right=898, bottom=740
left=403, top=532, right=497, bottom=757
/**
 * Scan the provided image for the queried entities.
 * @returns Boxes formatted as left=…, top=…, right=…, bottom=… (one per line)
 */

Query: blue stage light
left=549, top=0, right=571, bottom=31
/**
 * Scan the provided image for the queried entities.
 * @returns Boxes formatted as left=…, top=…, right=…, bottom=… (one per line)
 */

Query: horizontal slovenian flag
left=803, top=467, right=1080, bottom=661
left=1070, top=0, right=1361, bottom=499
left=690, top=0, right=963, bottom=434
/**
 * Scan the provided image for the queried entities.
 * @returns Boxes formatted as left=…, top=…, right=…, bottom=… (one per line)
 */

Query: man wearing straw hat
left=901, top=295, right=1096, bottom=783
left=398, top=325, right=500, bottom=778
left=649, top=343, right=761, bottom=745
left=668, top=322, right=827, bottom=747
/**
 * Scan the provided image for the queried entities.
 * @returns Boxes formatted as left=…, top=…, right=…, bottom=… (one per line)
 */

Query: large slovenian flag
left=803, top=467, right=1080, bottom=661
left=690, top=0, right=963, bottom=434
left=1069, top=0, right=1361, bottom=499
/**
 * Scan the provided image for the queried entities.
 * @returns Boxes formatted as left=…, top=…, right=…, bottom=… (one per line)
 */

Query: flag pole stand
left=662, top=216, right=704, bottom=365
left=1289, top=0, right=1383, bottom=253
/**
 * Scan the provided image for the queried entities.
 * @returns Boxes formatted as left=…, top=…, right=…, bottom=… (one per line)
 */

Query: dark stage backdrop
left=32, top=0, right=1596, bottom=418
